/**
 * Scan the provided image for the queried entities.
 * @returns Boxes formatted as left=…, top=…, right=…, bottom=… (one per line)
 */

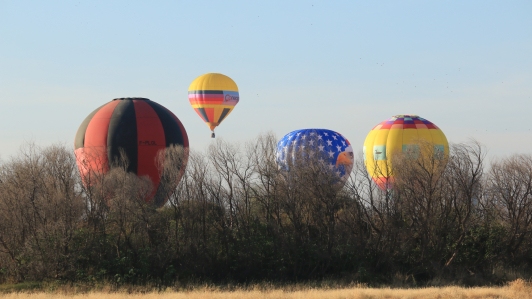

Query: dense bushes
left=1, top=135, right=532, bottom=285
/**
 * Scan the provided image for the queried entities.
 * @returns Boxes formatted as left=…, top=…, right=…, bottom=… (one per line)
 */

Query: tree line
left=0, top=133, right=531, bottom=286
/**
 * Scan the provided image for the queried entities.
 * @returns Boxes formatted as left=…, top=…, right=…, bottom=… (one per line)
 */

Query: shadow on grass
left=0, top=282, right=42, bottom=293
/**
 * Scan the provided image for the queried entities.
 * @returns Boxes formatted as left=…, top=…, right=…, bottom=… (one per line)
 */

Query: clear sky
left=1, top=0, right=531, bottom=161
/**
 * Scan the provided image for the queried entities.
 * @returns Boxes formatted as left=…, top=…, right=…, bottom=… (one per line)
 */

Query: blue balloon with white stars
left=276, top=129, right=354, bottom=184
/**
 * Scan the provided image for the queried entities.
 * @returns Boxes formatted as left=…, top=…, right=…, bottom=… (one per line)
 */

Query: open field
left=1, top=280, right=531, bottom=299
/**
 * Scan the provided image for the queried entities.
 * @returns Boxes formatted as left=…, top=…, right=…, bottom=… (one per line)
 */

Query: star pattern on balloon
left=276, top=129, right=353, bottom=179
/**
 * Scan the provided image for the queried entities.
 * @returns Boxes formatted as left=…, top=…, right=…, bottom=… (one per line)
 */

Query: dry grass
left=1, top=279, right=531, bottom=299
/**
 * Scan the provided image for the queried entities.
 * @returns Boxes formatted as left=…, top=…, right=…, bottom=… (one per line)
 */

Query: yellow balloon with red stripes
left=363, top=115, right=448, bottom=190
left=188, top=73, right=239, bottom=137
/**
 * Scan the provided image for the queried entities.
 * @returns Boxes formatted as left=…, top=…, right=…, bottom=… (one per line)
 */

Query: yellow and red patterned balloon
left=363, top=115, right=448, bottom=190
left=188, top=73, right=239, bottom=136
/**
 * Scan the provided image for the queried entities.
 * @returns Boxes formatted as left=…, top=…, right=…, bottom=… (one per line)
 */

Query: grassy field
left=0, top=279, right=531, bottom=299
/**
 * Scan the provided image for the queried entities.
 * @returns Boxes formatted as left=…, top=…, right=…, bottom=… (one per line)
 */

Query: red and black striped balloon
left=74, top=97, right=189, bottom=207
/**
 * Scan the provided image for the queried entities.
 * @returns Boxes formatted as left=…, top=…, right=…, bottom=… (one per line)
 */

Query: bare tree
left=489, top=154, right=532, bottom=258
left=0, top=143, right=84, bottom=281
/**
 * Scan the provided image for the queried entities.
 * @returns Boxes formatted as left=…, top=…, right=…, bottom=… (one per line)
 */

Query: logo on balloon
left=224, top=94, right=239, bottom=102
left=139, top=140, right=157, bottom=146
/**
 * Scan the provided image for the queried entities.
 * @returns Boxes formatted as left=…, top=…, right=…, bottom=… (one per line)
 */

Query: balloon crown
left=112, top=97, right=150, bottom=101
left=393, top=115, right=419, bottom=118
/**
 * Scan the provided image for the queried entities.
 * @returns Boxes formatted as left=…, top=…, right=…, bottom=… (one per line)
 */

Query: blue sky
left=1, top=0, right=531, bottom=160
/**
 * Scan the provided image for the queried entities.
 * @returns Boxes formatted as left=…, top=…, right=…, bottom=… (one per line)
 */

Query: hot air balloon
left=363, top=115, right=448, bottom=190
left=277, top=129, right=354, bottom=185
left=74, top=97, right=189, bottom=207
left=188, top=73, right=239, bottom=138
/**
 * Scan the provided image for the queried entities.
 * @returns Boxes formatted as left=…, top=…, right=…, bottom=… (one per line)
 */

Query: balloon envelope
left=188, top=73, right=239, bottom=132
left=363, top=115, right=448, bottom=190
left=276, top=129, right=354, bottom=185
left=74, top=97, right=189, bottom=207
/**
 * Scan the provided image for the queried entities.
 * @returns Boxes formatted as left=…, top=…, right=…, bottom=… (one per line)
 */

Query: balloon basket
left=211, top=132, right=215, bottom=138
